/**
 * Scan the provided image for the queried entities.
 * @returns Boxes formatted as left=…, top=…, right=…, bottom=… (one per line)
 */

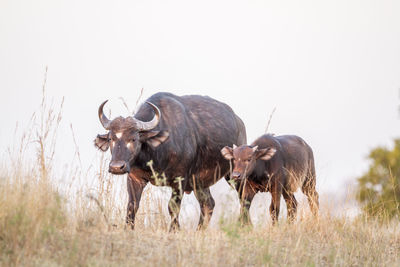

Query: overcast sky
left=1, top=0, right=399, bottom=197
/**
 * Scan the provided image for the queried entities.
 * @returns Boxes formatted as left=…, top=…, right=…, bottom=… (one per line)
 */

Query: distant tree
left=357, top=139, right=400, bottom=219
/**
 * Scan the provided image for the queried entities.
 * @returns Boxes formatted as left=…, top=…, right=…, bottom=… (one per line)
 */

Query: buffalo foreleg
left=238, top=180, right=257, bottom=226
left=168, top=189, right=182, bottom=231
left=194, top=187, right=215, bottom=230
left=269, top=181, right=282, bottom=225
left=126, top=173, right=147, bottom=229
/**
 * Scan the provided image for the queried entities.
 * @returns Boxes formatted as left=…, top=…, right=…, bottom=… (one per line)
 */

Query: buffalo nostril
left=109, top=161, right=127, bottom=173
left=232, top=172, right=241, bottom=179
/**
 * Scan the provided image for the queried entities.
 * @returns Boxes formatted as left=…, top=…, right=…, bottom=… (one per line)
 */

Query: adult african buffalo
left=94, top=92, right=246, bottom=230
left=221, top=134, right=319, bottom=225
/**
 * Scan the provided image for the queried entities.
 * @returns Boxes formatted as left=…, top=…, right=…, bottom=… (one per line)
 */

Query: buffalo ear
left=221, top=146, right=234, bottom=160
left=94, top=133, right=110, bottom=151
left=255, top=147, right=276, bottom=161
left=140, top=130, right=169, bottom=148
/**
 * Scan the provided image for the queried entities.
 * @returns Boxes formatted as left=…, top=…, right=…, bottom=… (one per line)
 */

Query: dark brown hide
left=95, top=92, right=247, bottom=230
left=221, top=134, right=319, bottom=225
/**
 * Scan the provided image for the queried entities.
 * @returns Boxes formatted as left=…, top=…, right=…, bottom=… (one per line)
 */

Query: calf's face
left=221, top=145, right=276, bottom=180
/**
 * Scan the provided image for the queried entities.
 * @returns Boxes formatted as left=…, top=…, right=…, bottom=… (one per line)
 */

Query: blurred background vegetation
left=357, top=138, right=400, bottom=219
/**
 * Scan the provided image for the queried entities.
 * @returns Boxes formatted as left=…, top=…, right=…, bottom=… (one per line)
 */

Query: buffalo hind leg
left=194, top=187, right=215, bottom=230
left=126, top=175, right=148, bottom=229
left=302, top=159, right=319, bottom=217
left=282, top=189, right=298, bottom=223
left=302, top=179, right=319, bottom=217
left=168, top=189, right=182, bottom=231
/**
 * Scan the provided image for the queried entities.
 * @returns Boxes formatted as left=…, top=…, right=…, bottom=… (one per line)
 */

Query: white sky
left=1, top=0, right=400, bottom=197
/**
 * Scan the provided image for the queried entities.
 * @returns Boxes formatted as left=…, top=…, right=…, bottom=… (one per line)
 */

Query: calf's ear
left=94, top=133, right=110, bottom=151
left=140, top=130, right=169, bottom=148
left=256, top=147, right=276, bottom=161
left=221, top=146, right=234, bottom=160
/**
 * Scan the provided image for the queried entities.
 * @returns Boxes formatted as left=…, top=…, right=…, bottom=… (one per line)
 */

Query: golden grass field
left=1, top=92, right=399, bottom=266
left=1, top=166, right=399, bottom=267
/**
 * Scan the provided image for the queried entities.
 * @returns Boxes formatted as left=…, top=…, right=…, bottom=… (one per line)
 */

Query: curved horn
left=133, top=101, right=161, bottom=131
left=98, top=100, right=111, bottom=129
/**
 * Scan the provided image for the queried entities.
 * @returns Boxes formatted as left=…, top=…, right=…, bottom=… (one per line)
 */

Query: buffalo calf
left=221, top=134, right=319, bottom=225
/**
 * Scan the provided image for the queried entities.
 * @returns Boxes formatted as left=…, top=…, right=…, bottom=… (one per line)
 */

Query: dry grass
left=1, top=84, right=399, bottom=266
left=1, top=168, right=399, bottom=267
